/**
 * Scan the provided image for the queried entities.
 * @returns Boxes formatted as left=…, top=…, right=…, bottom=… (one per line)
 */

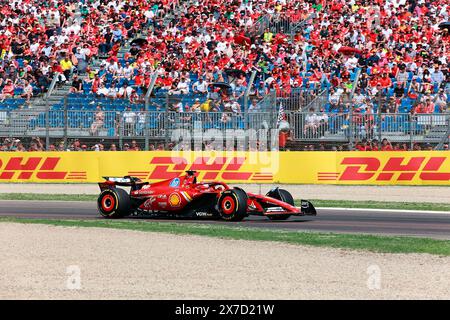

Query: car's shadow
left=123, top=215, right=314, bottom=223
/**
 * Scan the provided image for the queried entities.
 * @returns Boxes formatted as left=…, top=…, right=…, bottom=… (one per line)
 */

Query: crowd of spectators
left=75, top=0, right=450, bottom=114
left=2, top=1, right=446, bottom=110
left=1, top=136, right=448, bottom=152
left=0, top=0, right=449, bottom=146
left=0, top=137, right=166, bottom=152
left=0, top=0, right=84, bottom=104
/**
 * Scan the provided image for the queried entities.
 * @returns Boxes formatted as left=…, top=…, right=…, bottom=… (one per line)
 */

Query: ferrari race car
left=97, top=170, right=316, bottom=221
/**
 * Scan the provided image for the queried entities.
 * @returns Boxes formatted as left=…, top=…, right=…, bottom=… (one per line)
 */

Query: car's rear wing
left=99, top=176, right=148, bottom=191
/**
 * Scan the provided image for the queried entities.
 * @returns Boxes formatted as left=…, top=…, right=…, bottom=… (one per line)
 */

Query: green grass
left=0, top=193, right=97, bottom=202
left=2, top=217, right=450, bottom=256
left=0, top=193, right=448, bottom=212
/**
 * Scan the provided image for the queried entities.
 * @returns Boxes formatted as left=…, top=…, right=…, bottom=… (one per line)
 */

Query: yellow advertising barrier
left=0, top=151, right=449, bottom=185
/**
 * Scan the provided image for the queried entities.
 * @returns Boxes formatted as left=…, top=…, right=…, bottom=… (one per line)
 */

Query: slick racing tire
left=267, top=188, right=294, bottom=221
left=218, top=188, right=248, bottom=221
left=98, top=188, right=131, bottom=218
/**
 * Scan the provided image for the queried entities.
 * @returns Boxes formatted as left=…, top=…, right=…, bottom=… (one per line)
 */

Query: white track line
left=315, top=207, right=450, bottom=215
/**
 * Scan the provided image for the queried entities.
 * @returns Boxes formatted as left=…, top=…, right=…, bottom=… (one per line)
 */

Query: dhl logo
left=318, top=157, right=450, bottom=182
left=0, top=157, right=86, bottom=180
left=128, top=157, right=273, bottom=182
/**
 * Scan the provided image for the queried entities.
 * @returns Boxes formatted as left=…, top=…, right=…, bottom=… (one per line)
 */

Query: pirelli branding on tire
left=0, top=151, right=448, bottom=185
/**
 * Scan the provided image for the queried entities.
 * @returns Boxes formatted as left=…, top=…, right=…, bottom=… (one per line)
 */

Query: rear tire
left=98, top=188, right=131, bottom=218
left=218, top=188, right=248, bottom=221
left=267, top=188, right=293, bottom=221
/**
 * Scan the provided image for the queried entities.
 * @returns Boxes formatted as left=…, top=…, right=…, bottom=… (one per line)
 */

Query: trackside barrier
left=0, top=151, right=448, bottom=185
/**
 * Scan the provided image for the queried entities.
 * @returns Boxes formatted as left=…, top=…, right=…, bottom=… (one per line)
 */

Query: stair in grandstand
left=289, top=13, right=316, bottom=37
left=29, top=83, right=72, bottom=112
left=423, top=124, right=449, bottom=142
left=3, top=83, right=73, bottom=138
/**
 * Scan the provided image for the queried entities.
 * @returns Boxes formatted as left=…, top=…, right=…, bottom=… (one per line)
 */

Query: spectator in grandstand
left=421, top=69, right=434, bottom=94
left=169, top=77, right=190, bottom=95
left=118, top=83, right=134, bottom=100
left=0, top=80, right=15, bottom=102
left=224, top=98, right=241, bottom=114
left=431, top=65, right=445, bottom=89
left=192, top=78, right=208, bottom=95
left=248, top=99, right=261, bottom=113
left=381, top=138, right=393, bottom=151
left=355, top=139, right=371, bottom=152
left=21, top=80, right=34, bottom=104
left=371, top=139, right=380, bottom=151
left=1, top=139, right=15, bottom=151
left=136, top=108, right=146, bottom=136
left=190, top=99, right=202, bottom=112
left=96, top=83, right=109, bottom=97
left=90, top=106, right=105, bottom=136
left=109, top=144, right=118, bottom=151
left=352, top=88, right=367, bottom=106
left=408, top=78, right=421, bottom=99
left=112, top=24, right=124, bottom=43
left=220, top=112, right=232, bottom=125
left=71, top=139, right=81, bottom=152
left=434, top=89, right=448, bottom=112
left=123, top=106, right=136, bottom=136
left=29, top=137, right=44, bottom=152
left=130, top=140, right=141, bottom=151
left=91, top=143, right=105, bottom=152
left=69, top=75, right=83, bottom=94
left=393, top=143, right=409, bottom=151
left=422, top=98, right=436, bottom=114
left=304, top=108, right=319, bottom=136
left=317, top=108, right=329, bottom=133
left=107, top=83, right=119, bottom=99
left=56, top=142, right=65, bottom=152
left=60, top=56, right=73, bottom=81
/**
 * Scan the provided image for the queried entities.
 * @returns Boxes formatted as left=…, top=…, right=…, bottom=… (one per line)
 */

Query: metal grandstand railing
left=250, top=11, right=316, bottom=39
left=434, top=116, right=450, bottom=150
left=277, top=88, right=325, bottom=111
left=44, top=72, right=61, bottom=100
left=289, top=12, right=317, bottom=39
left=286, top=111, right=450, bottom=147
left=1, top=109, right=448, bottom=150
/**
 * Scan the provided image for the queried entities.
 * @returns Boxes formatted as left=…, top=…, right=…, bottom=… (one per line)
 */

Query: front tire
left=267, top=188, right=294, bottom=221
left=98, top=188, right=131, bottom=218
left=218, top=188, right=248, bottom=221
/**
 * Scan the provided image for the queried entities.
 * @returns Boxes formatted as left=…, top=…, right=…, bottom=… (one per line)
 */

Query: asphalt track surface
left=1, top=200, right=450, bottom=239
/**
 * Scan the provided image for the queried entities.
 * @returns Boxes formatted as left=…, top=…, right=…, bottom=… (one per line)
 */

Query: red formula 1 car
left=97, top=171, right=316, bottom=221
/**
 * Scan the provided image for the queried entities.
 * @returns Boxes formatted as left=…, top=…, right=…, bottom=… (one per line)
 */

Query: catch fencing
left=0, top=109, right=448, bottom=149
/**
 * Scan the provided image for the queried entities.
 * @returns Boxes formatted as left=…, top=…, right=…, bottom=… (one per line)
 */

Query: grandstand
left=0, top=0, right=448, bottom=151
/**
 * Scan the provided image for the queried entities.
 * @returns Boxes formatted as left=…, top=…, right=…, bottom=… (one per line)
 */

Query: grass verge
left=0, top=193, right=449, bottom=212
left=1, top=217, right=450, bottom=256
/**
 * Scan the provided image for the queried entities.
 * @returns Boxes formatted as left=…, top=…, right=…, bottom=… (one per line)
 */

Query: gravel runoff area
left=0, top=183, right=449, bottom=203
left=1, top=223, right=450, bottom=300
